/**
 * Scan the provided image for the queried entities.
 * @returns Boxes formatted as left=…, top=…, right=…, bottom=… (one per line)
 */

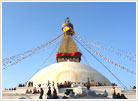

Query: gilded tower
left=56, top=17, right=82, bottom=62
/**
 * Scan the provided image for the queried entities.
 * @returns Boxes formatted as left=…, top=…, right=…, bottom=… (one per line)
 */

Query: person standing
left=53, top=87, right=58, bottom=99
left=47, top=87, right=52, bottom=99
left=52, top=81, right=55, bottom=87
left=48, top=80, right=50, bottom=87
left=86, top=78, right=90, bottom=90
left=39, top=88, right=44, bottom=99
left=112, top=87, right=117, bottom=99
left=103, top=90, right=108, bottom=97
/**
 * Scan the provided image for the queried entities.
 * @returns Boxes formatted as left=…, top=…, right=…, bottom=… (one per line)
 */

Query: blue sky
left=2, top=2, right=136, bottom=90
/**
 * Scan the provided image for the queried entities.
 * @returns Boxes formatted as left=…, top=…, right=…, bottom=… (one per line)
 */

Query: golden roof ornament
left=62, top=17, right=74, bottom=35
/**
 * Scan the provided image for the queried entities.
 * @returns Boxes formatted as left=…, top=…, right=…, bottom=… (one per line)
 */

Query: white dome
left=30, top=62, right=111, bottom=86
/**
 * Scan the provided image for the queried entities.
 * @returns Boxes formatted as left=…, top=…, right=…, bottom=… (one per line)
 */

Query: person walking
left=39, top=88, right=44, bottom=99
left=47, top=87, right=52, bottom=99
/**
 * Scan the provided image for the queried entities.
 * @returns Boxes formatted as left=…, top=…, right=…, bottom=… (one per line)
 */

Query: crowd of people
left=26, top=87, right=40, bottom=94
left=111, top=83, right=117, bottom=86
left=18, top=84, right=25, bottom=87
left=84, top=80, right=118, bottom=88
left=5, top=88, right=16, bottom=91
left=38, top=87, right=59, bottom=99
left=129, top=86, right=136, bottom=90
left=25, top=87, right=58, bottom=99
left=83, top=80, right=112, bottom=90
left=112, top=87, right=127, bottom=99
left=57, top=80, right=113, bottom=90
left=57, top=81, right=72, bottom=89
left=113, top=93, right=127, bottom=99
left=27, top=81, right=33, bottom=87
left=25, top=80, right=59, bottom=99
left=5, top=80, right=135, bottom=99
left=47, top=87, right=59, bottom=99
left=23, top=80, right=119, bottom=89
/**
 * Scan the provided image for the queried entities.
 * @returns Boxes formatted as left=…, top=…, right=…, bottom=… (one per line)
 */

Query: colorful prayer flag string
left=75, top=33, right=136, bottom=62
left=74, top=35, right=136, bottom=75
left=2, top=33, right=64, bottom=70
left=92, top=39, right=136, bottom=57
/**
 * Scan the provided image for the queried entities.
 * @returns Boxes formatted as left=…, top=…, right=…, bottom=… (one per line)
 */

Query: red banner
left=56, top=51, right=82, bottom=58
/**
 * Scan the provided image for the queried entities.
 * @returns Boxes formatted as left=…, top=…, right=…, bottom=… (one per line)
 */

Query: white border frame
left=0, top=1, right=137, bottom=101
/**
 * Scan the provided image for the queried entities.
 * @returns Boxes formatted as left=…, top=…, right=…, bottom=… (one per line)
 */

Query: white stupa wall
left=30, top=62, right=111, bottom=87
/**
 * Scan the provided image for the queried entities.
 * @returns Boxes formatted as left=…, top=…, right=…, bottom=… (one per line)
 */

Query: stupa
left=2, top=18, right=136, bottom=99
left=29, top=17, right=111, bottom=87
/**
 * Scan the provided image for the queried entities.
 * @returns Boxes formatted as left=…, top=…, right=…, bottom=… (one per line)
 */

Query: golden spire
left=56, top=17, right=82, bottom=63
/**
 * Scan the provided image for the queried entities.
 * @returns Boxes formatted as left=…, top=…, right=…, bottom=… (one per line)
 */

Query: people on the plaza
left=64, top=81, right=68, bottom=87
left=18, top=83, right=25, bottom=87
left=38, top=84, right=41, bottom=87
left=85, top=78, right=90, bottom=90
left=113, top=92, right=117, bottom=99
left=47, top=87, right=52, bottom=99
left=52, top=87, right=58, bottom=99
left=57, top=83, right=59, bottom=88
left=26, top=89, right=29, bottom=94
left=86, top=82, right=90, bottom=90
left=27, top=82, right=31, bottom=87
left=39, top=88, right=44, bottom=99
left=32, top=87, right=37, bottom=94
left=59, top=82, right=63, bottom=88
left=133, top=86, right=136, bottom=89
left=57, top=81, right=71, bottom=89
left=112, top=87, right=117, bottom=99
left=111, top=83, right=117, bottom=86
left=27, top=81, right=33, bottom=87
left=91, top=80, right=95, bottom=86
left=48, top=80, right=50, bottom=87
left=103, top=90, right=108, bottom=97
left=52, top=81, right=55, bottom=87
left=30, top=89, right=32, bottom=93
left=116, top=93, right=121, bottom=99
left=120, top=94, right=127, bottom=99
left=69, top=90, right=74, bottom=97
